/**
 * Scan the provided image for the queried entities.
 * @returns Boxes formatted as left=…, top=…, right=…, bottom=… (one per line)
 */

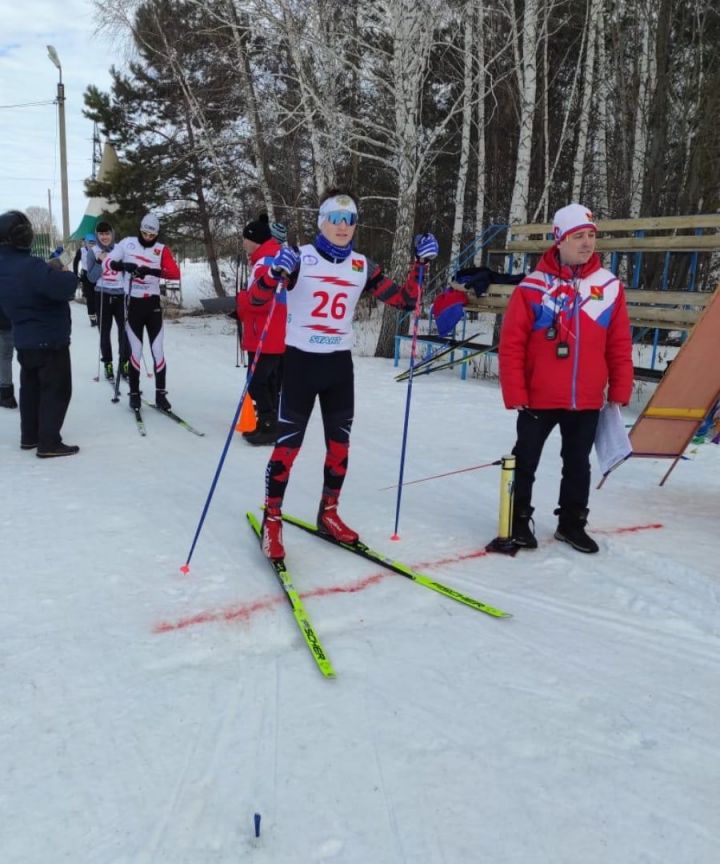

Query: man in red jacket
left=499, top=203, right=633, bottom=553
left=236, top=214, right=286, bottom=444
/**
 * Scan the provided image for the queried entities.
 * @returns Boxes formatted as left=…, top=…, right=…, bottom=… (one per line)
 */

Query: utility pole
left=47, top=45, right=70, bottom=242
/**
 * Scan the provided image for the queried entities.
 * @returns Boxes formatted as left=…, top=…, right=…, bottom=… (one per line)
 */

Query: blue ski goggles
left=325, top=210, right=357, bottom=226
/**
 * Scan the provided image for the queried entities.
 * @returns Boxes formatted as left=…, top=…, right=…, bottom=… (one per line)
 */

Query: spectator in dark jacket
left=0, top=302, right=17, bottom=408
left=0, top=210, right=79, bottom=457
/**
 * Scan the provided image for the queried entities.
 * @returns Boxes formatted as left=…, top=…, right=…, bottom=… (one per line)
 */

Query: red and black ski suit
left=250, top=246, right=424, bottom=510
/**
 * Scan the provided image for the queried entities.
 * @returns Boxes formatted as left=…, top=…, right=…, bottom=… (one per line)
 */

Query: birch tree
left=449, top=2, right=475, bottom=267
left=571, top=0, right=602, bottom=201
left=473, top=0, right=487, bottom=265
left=507, top=0, right=541, bottom=226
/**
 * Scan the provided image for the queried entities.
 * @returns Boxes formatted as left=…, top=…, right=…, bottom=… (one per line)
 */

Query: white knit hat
left=552, top=203, right=597, bottom=243
left=140, top=213, right=160, bottom=234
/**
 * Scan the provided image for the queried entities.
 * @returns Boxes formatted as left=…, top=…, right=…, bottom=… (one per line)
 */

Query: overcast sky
left=0, top=0, right=124, bottom=236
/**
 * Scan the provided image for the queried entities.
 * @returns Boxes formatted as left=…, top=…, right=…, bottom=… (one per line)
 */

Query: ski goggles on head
left=324, top=210, right=357, bottom=226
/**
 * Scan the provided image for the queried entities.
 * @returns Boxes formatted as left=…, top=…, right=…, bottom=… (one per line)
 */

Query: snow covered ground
left=2, top=295, right=719, bottom=864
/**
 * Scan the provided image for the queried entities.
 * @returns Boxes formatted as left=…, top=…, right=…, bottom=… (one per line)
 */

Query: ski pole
left=379, top=459, right=502, bottom=491
left=391, top=262, right=425, bottom=540
left=112, top=276, right=133, bottom=403
left=181, top=277, right=284, bottom=573
left=93, top=288, right=105, bottom=381
left=235, top=252, right=241, bottom=368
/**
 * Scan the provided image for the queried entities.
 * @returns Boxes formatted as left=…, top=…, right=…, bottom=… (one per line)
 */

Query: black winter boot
left=0, top=385, right=18, bottom=408
left=155, top=389, right=172, bottom=411
left=554, top=507, right=599, bottom=554
left=512, top=504, right=538, bottom=549
left=245, top=411, right=277, bottom=446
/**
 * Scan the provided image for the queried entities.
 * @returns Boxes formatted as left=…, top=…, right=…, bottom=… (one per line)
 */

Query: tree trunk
left=449, top=2, right=475, bottom=268
left=629, top=6, right=657, bottom=218
left=508, top=0, right=540, bottom=227
left=473, top=0, right=487, bottom=266
left=571, top=0, right=602, bottom=202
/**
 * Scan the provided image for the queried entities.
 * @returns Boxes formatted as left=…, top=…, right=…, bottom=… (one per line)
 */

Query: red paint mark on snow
left=597, top=523, right=664, bottom=535
left=154, top=571, right=386, bottom=634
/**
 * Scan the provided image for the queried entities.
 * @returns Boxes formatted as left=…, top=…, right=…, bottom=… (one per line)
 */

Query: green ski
left=246, top=512, right=336, bottom=678
left=281, top=512, right=512, bottom=619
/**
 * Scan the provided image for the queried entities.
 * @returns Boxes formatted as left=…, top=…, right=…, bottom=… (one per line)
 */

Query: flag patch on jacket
left=590, top=285, right=604, bottom=300
left=352, top=258, right=364, bottom=272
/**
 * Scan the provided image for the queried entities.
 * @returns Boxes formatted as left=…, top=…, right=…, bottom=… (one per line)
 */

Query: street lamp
left=47, top=45, right=70, bottom=243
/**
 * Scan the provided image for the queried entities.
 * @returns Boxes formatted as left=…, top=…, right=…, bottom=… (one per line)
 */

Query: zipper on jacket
left=570, top=274, right=581, bottom=409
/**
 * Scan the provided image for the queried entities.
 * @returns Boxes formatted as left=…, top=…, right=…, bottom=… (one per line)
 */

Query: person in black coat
left=0, top=210, right=80, bottom=457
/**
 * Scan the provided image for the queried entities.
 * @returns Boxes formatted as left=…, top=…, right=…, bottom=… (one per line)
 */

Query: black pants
left=125, top=295, right=165, bottom=394
left=97, top=293, right=129, bottom=365
left=265, top=347, right=354, bottom=506
left=80, top=276, right=96, bottom=318
left=246, top=351, right=283, bottom=417
left=513, top=408, right=600, bottom=511
left=16, top=347, right=72, bottom=449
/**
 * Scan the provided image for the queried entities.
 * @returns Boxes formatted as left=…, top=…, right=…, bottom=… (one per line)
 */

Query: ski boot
left=245, top=411, right=277, bottom=446
left=317, top=495, right=359, bottom=544
left=104, top=362, right=114, bottom=381
left=262, top=506, right=285, bottom=560
left=129, top=392, right=141, bottom=411
left=155, top=390, right=172, bottom=411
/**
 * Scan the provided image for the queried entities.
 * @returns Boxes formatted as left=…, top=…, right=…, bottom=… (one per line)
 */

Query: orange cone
left=236, top=393, right=257, bottom=433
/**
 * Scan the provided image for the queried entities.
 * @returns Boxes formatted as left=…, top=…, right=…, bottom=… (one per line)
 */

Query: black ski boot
left=104, top=362, right=114, bottom=380
left=245, top=411, right=277, bottom=446
left=512, top=504, right=538, bottom=549
left=129, top=392, right=141, bottom=410
left=554, top=507, right=599, bottom=554
left=0, top=385, right=18, bottom=408
left=155, top=390, right=172, bottom=411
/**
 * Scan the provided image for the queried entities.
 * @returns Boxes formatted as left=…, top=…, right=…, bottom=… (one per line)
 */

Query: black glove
left=109, top=260, right=125, bottom=272
left=136, top=266, right=162, bottom=278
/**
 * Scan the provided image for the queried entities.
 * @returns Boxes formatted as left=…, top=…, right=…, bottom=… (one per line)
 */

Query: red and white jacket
left=113, top=236, right=181, bottom=298
left=499, top=248, right=633, bottom=410
left=236, top=238, right=286, bottom=354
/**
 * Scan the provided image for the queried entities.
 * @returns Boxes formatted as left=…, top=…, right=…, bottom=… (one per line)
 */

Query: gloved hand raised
left=414, top=233, right=439, bottom=262
left=270, top=246, right=300, bottom=279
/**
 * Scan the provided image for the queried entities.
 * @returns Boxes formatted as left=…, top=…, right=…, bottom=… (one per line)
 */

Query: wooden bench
left=462, top=282, right=715, bottom=332
left=395, top=215, right=720, bottom=380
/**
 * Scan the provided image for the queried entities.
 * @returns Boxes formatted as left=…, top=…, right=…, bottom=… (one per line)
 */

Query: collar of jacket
left=249, top=237, right=281, bottom=265
left=537, top=247, right=602, bottom=281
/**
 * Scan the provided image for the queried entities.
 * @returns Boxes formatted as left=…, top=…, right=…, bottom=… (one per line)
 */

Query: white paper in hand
left=594, top=403, right=632, bottom=476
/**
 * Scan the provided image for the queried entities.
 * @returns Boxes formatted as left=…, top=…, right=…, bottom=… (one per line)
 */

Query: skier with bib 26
left=250, top=189, right=439, bottom=560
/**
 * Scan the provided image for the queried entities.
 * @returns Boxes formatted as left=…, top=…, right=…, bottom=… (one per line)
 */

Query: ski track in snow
left=2, top=297, right=719, bottom=864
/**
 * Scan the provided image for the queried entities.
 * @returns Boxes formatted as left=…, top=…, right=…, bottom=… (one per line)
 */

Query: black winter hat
left=243, top=213, right=272, bottom=244
left=0, top=210, right=34, bottom=250
left=95, top=220, right=113, bottom=233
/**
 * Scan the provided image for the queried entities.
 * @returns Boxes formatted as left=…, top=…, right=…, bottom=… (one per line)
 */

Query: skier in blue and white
left=85, top=220, right=129, bottom=381
left=249, top=189, right=439, bottom=560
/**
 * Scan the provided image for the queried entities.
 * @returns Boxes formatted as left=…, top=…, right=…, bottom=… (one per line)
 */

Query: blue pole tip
left=254, top=813, right=261, bottom=837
